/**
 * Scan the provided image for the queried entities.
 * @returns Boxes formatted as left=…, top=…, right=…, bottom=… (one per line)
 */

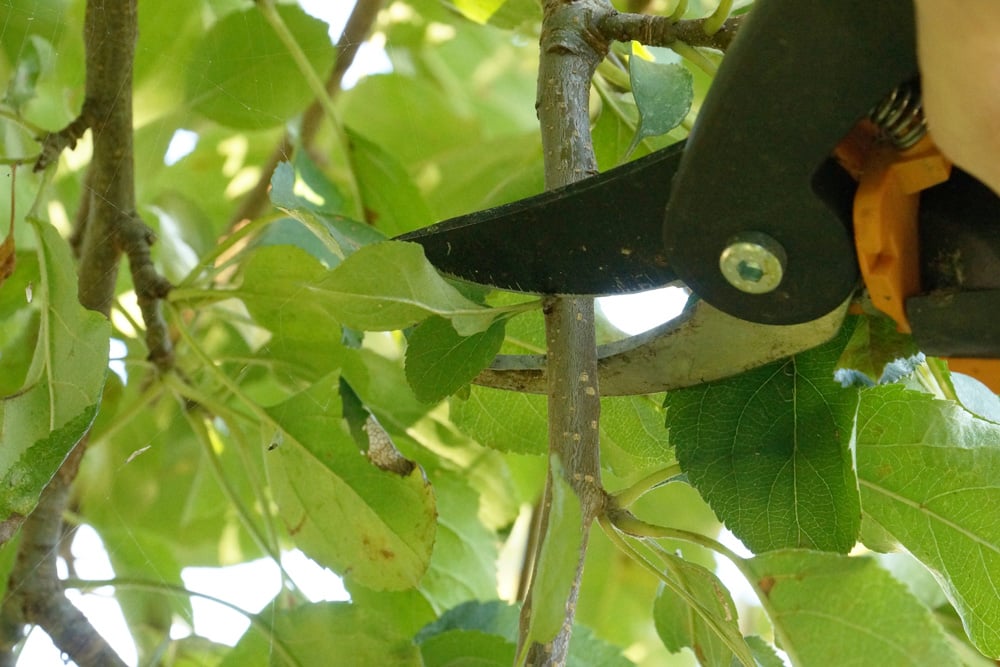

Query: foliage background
left=0, top=0, right=998, bottom=666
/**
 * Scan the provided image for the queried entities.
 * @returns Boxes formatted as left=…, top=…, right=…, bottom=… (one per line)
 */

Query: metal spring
left=869, top=80, right=927, bottom=150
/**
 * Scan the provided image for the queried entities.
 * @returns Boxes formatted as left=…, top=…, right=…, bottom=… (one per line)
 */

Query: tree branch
left=1, top=445, right=127, bottom=666
left=517, top=0, right=609, bottom=663
left=227, top=0, right=384, bottom=228
left=2, top=0, right=157, bottom=663
left=515, top=2, right=746, bottom=663
left=597, top=11, right=744, bottom=51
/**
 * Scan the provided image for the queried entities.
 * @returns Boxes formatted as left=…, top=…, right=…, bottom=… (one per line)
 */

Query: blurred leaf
left=185, top=5, right=334, bottom=129
left=341, top=74, right=481, bottom=167
left=345, top=585, right=437, bottom=639
left=422, top=133, right=544, bottom=220
left=0, top=220, right=109, bottom=520
left=313, top=241, right=496, bottom=335
left=221, top=601, right=421, bottom=667
left=420, top=629, right=517, bottom=666
left=418, top=472, right=499, bottom=612
left=417, top=599, right=633, bottom=666
left=452, top=388, right=674, bottom=471
left=0, top=220, right=17, bottom=290
left=240, top=245, right=343, bottom=376
left=266, top=373, right=436, bottom=590
left=405, top=316, right=506, bottom=404
left=445, top=0, right=541, bottom=27
left=2, top=34, right=50, bottom=111
left=349, top=130, right=435, bottom=236
left=665, top=323, right=861, bottom=553
left=856, top=385, right=1000, bottom=658
left=450, top=388, right=548, bottom=455
left=653, top=554, right=749, bottom=666
left=342, top=348, right=432, bottom=432
left=747, top=551, right=961, bottom=666
left=266, top=161, right=386, bottom=263
left=626, top=44, right=693, bottom=158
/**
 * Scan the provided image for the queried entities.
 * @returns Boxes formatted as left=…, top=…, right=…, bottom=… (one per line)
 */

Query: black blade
left=395, top=142, right=684, bottom=295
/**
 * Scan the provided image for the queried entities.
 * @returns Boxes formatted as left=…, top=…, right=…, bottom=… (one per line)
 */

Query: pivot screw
left=719, top=232, right=787, bottom=294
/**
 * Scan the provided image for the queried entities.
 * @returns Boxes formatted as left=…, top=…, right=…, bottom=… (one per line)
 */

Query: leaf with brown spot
left=265, top=373, right=436, bottom=591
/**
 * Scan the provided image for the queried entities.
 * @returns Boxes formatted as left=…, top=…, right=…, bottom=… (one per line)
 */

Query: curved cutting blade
left=395, top=142, right=684, bottom=295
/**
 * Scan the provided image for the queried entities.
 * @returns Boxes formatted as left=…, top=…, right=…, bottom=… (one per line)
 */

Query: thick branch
left=3, top=1, right=153, bottom=664
left=227, top=0, right=384, bottom=228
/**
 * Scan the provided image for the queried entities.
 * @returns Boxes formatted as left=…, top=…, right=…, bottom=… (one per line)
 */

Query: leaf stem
left=611, top=463, right=683, bottom=508
left=670, top=0, right=688, bottom=21
left=175, top=215, right=276, bottom=289
left=608, top=510, right=743, bottom=563
left=164, top=373, right=282, bottom=562
left=670, top=41, right=718, bottom=76
left=597, top=515, right=754, bottom=667
left=703, top=0, right=734, bottom=36
left=0, top=108, right=46, bottom=137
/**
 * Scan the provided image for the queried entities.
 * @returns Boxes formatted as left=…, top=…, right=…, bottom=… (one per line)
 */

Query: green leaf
left=313, top=241, right=495, bottom=335
left=837, top=314, right=920, bottom=383
left=856, top=385, right=1000, bottom=658
left=405, top=316, right=506, bottom=404
left=519, top=457, right=584, bottom=650
left=665, top=324, right=861, bottom=553
left=653, top=555, right=748, bottom=666
left=342, top=74, right=482, bottom=168
left=418, top=472, right=499, bottom=612
left=2, top=34, right=51, bottom=110
left=185, top=5, right=334, bottom=129
left=626, top=44, right=694, bottom=158
left=266, top=161, right=386, bottom=264
left=0, top=220, right=109, bottom=520
left=349, top=130, right=436, bottom=237
left=419, top=630, right=517, bottom=667
left=452, top=388, right=674, bottom=471
left=221, top=601, right=421, bottom=667
left=265, top=373, right=436, bottom=591
left=416, top=600, right=521, bottom=643
left=747, top=550, right=960, bottom=666
left=417, top=600, right=633, bottom=667
left=240, top=245, right=343, bottom=376
left=599, top=395, right=673, bottom=480
left=445, top=0, right=541, bottom=27
left=743, top=635, right=784, bottom=667
left=450, top=387, right=548, bottom=455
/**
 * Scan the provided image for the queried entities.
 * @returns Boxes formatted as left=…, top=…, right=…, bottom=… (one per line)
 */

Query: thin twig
left=597, top=12, right=744, bottom=51
left=228, top=0, right=384, bottom=228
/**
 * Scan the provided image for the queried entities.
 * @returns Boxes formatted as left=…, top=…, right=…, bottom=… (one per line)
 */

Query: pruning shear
left=397, top=0, right=1000, bottom=395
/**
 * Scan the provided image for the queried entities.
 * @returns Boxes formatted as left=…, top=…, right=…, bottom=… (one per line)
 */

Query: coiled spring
left=869, top=80, right=927, bottom=150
